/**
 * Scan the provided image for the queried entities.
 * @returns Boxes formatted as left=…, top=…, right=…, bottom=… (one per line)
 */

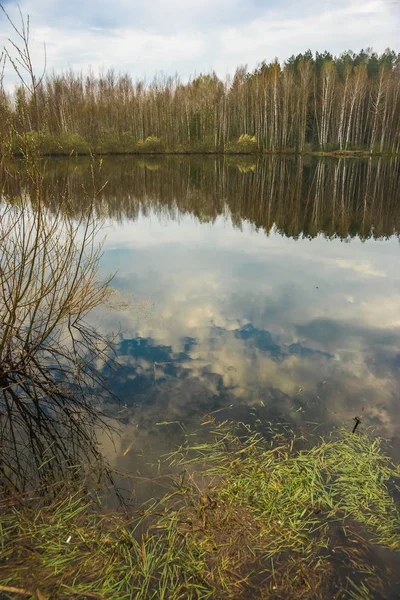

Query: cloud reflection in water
left=92, top=211, right=400, bottom=473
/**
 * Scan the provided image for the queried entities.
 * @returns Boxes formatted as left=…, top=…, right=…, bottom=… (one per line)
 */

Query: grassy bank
left=7, top=132, right=398, bottom=158
left=312, top=150, right=388, bottom=158
left=1, top=423, right=400, bottom=599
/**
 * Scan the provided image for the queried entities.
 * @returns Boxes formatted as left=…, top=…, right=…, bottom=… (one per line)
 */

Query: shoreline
left=10, top=149, right=398, bottom=158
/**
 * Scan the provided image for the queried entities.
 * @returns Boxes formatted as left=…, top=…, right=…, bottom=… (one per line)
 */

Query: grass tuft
left=1, top=424, right=400, bottom=598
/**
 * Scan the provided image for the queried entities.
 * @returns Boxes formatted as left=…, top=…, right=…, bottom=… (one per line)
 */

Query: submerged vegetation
left=1, top=423, right=400, bottom=599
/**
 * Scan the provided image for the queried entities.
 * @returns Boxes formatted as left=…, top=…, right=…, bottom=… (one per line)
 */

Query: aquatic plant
left=1, top=424, right=399, bottom=599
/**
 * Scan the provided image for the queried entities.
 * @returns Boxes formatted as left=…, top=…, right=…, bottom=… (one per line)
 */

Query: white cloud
left=329, top=258, right=386, bottom=277
left=1, top=0, right=399, bottom=87
left=219, top=0, right=397, bottom=61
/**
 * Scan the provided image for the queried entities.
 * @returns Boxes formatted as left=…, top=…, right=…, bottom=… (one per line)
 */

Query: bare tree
left=0, top=6, right=116, bottom=491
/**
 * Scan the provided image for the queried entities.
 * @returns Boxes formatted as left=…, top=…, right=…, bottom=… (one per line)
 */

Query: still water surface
left=56, top=154, right=400, bottom=477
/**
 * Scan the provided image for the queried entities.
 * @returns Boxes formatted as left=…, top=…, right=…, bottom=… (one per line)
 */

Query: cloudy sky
left=1, top=0, right=399, bottom=84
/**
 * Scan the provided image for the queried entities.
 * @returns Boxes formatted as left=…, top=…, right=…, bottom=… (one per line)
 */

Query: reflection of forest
left=7, top=156, right=400, bottom=240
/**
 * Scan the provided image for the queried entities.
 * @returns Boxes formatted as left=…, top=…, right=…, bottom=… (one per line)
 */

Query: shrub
left=302, top=142, right=313, bottom=154
left=136, top=135, right=164, bottom=153
left=226, top=134, right=259, bottom=154
left=10, top=131, right=44, bottom=156
left=47, top=132, right=91, bottom=155
left=96, top=131, right=123, bottom=154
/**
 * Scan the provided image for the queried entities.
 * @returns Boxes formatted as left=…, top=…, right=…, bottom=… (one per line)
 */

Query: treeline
left=4, top=156, right=400, bottom=239
left=1, top=49, right=400, bottom=155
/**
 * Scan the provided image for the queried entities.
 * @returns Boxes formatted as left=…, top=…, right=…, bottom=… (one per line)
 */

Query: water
left=14, top=153, right=399, bottom=467
left=48, top=154, right=398, bottom=477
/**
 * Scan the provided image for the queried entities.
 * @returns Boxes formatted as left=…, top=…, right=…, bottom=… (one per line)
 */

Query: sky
left=0, top=0, right=399, bottom=85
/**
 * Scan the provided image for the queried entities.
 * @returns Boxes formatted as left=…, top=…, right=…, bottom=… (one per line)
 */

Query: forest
left=1, top=49, right=400, bottom=155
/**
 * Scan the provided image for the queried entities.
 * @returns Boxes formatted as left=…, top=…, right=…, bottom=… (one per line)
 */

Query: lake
left=2, top=153, right=400, bottom=597
left=47, top=154, right=398, bottom=481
